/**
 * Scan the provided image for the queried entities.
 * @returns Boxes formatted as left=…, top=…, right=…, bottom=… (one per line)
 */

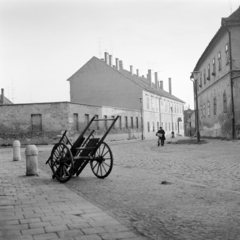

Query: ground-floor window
left=73, top=113, right=78, bottom=131
left=148, top=122, right=150, bottom=132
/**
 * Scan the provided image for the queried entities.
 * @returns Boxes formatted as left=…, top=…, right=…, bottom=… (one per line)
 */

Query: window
left=146, top=96, right=150, bottom=109
left=165, top=101, right=168, bottom=112
left=223, top=92, right=227, bottom=113
left=203, top=69, right=206, bottom=84
left=136, top=117, right=138, bottom=129
left=85, top=114, right=89, bottom=124
left=213, top=97, right=217, bottom=115
left=207, top=102, right=210, bottom=116
left=199, top=73, right=202, bottom=87
left=95, top=115, right=99, bottom=130
left=160, top=101, right=163, bottom=111
left=225, top=43, right=229, bottom=65
left=218, top=52, right=222, bottom=71
left=151, top=96, right=154, bottom=110
left=119, top=116, right=122, bottom=129
left=153, top=122, right=155, bottom=132
left=125, top=116, right=128, bottom=129
left=207, top=64, right=210, bottom=80
left=104, top=115, right=107, bottom=129
left=212, top=58, right=216, bottom=76
left=73, top=113, right=79, bottom=131
left=31, top=114, right=42, bottom=132
left=131, top=117, right=133, bottom=129
left=156, top=98, right=159, bottom=112
left=147, top=122, right=150, bottom=132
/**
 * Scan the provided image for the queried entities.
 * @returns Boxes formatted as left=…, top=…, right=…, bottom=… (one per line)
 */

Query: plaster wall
left=195, top=27, right=240, bottom=138
left=69, top=57, right=143, bottom=110
left=142, top=91, right=184, bottom=138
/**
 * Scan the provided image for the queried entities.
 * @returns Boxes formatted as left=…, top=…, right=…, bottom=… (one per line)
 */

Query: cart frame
left=46, top=115, right=119, bottom=183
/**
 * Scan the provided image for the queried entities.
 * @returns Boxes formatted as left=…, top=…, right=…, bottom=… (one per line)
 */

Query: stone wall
left=0, top=102, right=142, bottom=145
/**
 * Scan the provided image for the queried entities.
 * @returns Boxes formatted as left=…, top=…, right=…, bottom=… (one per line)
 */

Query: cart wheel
left=50, top=142, right=74, bottom=183
left=90, top=142, right=113, bottom=179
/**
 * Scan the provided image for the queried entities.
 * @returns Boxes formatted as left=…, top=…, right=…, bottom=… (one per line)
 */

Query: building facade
left=68, top=53, right=185, bottom=139
left=191, top=7, right=240, bottom=139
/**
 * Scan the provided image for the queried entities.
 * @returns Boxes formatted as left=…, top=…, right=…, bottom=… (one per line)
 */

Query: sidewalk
left=0, top=150, right=146, bottom=240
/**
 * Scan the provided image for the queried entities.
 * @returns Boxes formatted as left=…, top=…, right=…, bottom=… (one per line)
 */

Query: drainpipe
left=223, top=22, right=235, bottom=139
left=159, top=97, right=162, bottom=129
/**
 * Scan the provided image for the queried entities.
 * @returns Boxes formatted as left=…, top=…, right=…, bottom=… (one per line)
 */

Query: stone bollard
left=13, top=140, right=21, bottom=161
left=25, top=145, right=39, bottom=176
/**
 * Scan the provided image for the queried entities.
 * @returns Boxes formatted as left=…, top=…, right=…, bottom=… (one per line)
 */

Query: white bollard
left=13, top=140, right=21, bottom=161
left=25, top=145, right=39, bottom=176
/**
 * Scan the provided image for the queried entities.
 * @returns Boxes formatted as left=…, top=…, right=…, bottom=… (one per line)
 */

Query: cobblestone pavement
left=3, top=137, right=240, bottom=240
left=0, top=148, right=147, bottom=240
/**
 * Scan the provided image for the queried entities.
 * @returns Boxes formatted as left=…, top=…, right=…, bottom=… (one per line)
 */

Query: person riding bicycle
left=156, top=127, right=166, bottom=146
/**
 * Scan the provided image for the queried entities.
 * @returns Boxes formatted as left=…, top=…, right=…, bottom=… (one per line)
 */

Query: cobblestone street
left=35, top=138, right=240, bottom=240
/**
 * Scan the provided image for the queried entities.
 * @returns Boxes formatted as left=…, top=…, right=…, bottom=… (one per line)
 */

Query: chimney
left=115, top=58, right=119, bottom=70
left=1, top=88, right=4, bottom=104
left=154, top=72, right=158, bottom=89
left=130, top=65, right=133, bottom=75
left=160, top=81, right=163, bottom=90
left=147, top=69, right=152, bottom=86
left=109, top=55, right=112, bottom=67
left=119, top=60, right=123, bottom=70
left=136, top=69, right=139, bottom=77
left=168, top=77, right=172, bottom=94
left=104, top=52, right=109, bottom=64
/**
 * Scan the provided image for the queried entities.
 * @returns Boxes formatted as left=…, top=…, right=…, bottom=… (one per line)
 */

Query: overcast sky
left=0, top=0, right=239, bottom=109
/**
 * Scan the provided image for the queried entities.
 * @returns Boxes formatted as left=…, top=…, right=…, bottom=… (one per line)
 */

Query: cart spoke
left=101, top=144, right=106, bottom=156
left=96, top=163, right=101, bottom=176
left=100, top=164, right=103, bottom=176
left=102, top=150, right=110, bottom=158
left=101, top=162, right=107, bottom=173
left=102, top=161, right=110, bottom=168
left=92, top=161, right=98, bottom=171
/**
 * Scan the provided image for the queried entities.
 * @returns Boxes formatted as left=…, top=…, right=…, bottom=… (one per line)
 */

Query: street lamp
left=190, top=71, right=201, bottom=142
left=139, top=98, right=144, bottom=140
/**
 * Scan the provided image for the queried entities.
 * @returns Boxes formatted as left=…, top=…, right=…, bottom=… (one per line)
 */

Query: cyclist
left=156, top=127, right=166, bottom=146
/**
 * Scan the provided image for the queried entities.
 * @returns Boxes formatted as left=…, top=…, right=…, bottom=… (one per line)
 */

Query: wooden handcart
left=46, top=115, right=119, bottom=183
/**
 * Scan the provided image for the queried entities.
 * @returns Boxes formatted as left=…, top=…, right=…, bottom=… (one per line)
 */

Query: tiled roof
left=117, top=66, right=185, bottom=103
left=224, top=6, right=240, bottom=21
left=194, top=6, right=240, bottom=71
